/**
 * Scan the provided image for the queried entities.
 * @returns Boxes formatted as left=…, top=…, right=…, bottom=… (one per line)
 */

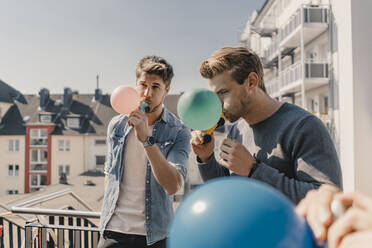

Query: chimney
left=63, top=87, right=73, bottom=111
left=39, top=88, right=50, bottom=110
left=95, top=74, right=102, bottom=102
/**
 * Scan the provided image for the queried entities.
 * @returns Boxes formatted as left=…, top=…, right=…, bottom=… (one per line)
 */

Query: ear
left=165, top=86, right=170, bottom=96
left=244, top=72, right=259, bottom=90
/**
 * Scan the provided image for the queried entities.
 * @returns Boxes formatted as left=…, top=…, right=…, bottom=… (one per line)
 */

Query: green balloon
left=177, top=88, right=222, bottom=130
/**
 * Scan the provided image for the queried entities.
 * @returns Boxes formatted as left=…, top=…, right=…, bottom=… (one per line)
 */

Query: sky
left=0, top=0, right=265, bottom=95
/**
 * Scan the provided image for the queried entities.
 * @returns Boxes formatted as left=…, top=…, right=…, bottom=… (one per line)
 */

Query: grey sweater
left=198, top=103, right=342, bottom=204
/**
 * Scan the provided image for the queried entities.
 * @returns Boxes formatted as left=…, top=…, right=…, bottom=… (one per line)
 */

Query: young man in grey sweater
left=191, top=47, right=342, bottom=204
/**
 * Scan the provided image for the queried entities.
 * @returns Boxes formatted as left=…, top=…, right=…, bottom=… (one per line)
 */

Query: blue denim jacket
left=99, top=108, right=191, bottom=245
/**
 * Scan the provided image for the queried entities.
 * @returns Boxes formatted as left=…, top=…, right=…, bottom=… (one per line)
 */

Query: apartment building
left=240, top=0, right=372, bottom=194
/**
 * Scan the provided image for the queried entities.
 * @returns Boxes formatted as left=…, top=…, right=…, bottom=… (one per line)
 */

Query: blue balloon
left=168, top=178, right=314, bottom=248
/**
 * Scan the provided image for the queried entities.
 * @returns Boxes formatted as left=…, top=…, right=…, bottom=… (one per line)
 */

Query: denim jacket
left=99, top=108, right=191, bottom=245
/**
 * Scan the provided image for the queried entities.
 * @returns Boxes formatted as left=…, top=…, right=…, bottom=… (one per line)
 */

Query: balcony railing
left=265, top=78, right=280, bottom=97
left=279, top=61, right=302, bottom=88
left=279, top=6, right=329, bottom=44
left=279, top=60, right=329, bottom=89
left=263, top=37, right=279, bottom=63
left=1, top=207, right=101, bottom=248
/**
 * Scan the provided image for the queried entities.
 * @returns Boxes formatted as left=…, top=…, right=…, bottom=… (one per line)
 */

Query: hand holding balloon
left=177, top=88, right=223, bottom=144
left=110, top=85, right=150, bottom=114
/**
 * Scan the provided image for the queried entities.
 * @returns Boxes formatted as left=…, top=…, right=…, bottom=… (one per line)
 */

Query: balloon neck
left=140, top=102, right=151, bottom=113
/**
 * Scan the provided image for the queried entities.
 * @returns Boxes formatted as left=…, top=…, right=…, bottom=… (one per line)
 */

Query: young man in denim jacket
left=99, top=56, right=191, bottom=248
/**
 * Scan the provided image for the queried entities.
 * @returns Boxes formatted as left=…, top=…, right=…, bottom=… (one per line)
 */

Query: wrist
left=248, top=160, right=259, bottom=177
left=197, top=152, right=214, bottom=163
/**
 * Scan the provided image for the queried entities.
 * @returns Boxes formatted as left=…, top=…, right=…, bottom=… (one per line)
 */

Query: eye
left=219, top=90, right=228, bottom=95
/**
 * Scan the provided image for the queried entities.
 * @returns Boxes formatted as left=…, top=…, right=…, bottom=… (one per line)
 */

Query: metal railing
left=279, top=60, right=329, bottom=88
left=279, top=61, right=302, bottom=88
left=265, top=78, right=280, bottom=96
left=0, top=216, right=25, bottom=248
left=1, top=207, right=101, bottom=248
left=263, top=36, right=279, bottom=63
left=279, top=6, right=329, bottom=43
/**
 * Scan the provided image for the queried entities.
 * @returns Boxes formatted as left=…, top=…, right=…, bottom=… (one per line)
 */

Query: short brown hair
left=199, top=47, right=266, bottom=92
left=136, top=56, right=174, bottom=87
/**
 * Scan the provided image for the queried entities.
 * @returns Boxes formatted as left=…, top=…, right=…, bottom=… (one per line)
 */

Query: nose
left=143, top=87, right=152, bottom=97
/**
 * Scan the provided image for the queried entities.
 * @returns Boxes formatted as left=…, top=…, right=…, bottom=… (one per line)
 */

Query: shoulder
left=107, top=114, right=128, bottom=134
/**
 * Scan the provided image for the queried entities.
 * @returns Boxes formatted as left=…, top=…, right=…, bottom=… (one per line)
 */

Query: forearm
left=145, top=145, right=183, bottom=195
left=250, top=162, right=334, bottom=204
left=198, top=154, right=230, bottom=182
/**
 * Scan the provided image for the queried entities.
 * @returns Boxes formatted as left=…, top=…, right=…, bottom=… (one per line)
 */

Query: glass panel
left=65, top=140, right=70, bottom=151
left=9, top=140, right=13, bottom=152
left=30, top=163, right=47, bottom=171
left=31, top=138, right=48, bottom=146
left=15, top=165, right=19, bottom=176
left=58, top=140, right=64, bottom=151
left=30, top=175, right=38, bottom=186
left=96, top=156, right=106, bottom=165
left=40, top=129, right=48, bottom=137
left=8, top=165, right=13, bottom=176
left=58, top=166, right=63, bottom=176
left=65, top=166, right=70, bottom=176
left=31, top=150, right=38, bottom=162
left=30, top=129, right=38, bottom=137
left=40, top=175, right=47, bottom=186
left=41, top=150, right=48, bottom=162
left=15, top=140, right=19, bottom=151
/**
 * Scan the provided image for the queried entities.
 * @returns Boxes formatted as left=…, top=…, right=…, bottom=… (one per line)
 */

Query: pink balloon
left=110, top=86, right=140, bottom=114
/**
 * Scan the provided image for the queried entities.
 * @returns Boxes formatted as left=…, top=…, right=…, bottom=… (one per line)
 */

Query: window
left=39, top=114, right=52, bottom=123
left=30, top=129, right=48, bottom=146
left=7, top=190, right=19, bottom=195
left=58, top=140, right=70, bottom=151
left=30, top=174, right=47, bottom=189
left=30, top=149, right=48, bottom=163
left=58, top=165, right=70, bottom=177
left=323, top=96, right=329, bottom=114
left=96, top=156, right=106, bottom=171
left=67, top=118, right=80, bottom=129
left=8, top=140, right=20, bottom=152
left=8, top=165, right=19, bottom=176
left=95, top=139, right=106, bottom=145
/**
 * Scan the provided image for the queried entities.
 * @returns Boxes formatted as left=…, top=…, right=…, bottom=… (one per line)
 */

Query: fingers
left=295, top=187, right=336, bottom=242
left=335, top=192, right=372, bottom=212
left=338, top=230, right=372, bottom=248
left=328, top=208, right=372, bottom=248
left=191, top=130, right=204, bottom=145
left=218, top=158, right=231, bottom=169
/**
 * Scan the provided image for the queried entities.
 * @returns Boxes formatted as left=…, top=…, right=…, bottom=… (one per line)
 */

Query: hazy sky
left=0, top=0, right=264, bottom=95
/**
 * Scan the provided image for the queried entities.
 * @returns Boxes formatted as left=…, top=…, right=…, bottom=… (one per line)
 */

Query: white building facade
left=241, top=0, right=372, bottom=195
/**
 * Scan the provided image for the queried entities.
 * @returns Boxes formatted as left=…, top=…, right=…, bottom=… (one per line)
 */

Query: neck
left=147, top=105, right=164, bottom=126
left=242, top=92, right=283, bottom=125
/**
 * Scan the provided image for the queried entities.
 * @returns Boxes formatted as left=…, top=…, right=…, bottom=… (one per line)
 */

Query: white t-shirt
left=106, top=126, right=153, bottom=235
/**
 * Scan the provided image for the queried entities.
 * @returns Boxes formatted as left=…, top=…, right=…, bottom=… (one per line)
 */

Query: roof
left=0, top=80, right=181, bottom=136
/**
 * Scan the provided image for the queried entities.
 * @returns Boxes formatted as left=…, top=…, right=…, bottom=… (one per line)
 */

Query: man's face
left=136, top=72, right=169, bottom=111
left=208, top=71, right=249, bottom=123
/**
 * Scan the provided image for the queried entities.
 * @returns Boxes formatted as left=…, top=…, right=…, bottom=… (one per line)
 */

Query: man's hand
left=328, top=192, right=372, bottom=248
left=296, top=184, right=341, bottom=242
left=191, top=130, right=214, bottom=162
left=218, top=138, right=256, bottom=176
left=128, top=109, right=151, bottom=142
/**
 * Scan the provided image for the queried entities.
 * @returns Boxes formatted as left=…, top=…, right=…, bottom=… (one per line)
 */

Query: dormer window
left=39, top=114, right=52, bottom=123
left=67, top=117, right=80, bottom=129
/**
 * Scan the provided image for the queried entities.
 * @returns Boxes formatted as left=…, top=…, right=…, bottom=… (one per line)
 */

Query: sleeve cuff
left=196, top=153, right=215, bottom=164
left=248, top=162, right=259, bottom=177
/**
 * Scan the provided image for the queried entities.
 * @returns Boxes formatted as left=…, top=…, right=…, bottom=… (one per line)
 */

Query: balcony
left=279, top=6, right=329, bottom=48
left=265, top=78, right=280, bottom=98
left=279, top=59, right=329, bottom=94
left=1, top=207, right=101, bottom=248
left=263, top=37, right=279, bottom=67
